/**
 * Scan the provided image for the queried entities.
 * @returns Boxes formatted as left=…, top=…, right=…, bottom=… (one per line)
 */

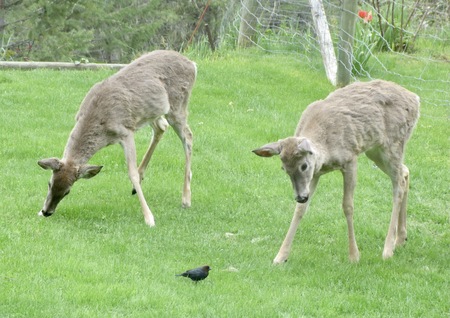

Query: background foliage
left=1, top=0, right=448, bottom=63
left=0, top=0, right=227, bottom=62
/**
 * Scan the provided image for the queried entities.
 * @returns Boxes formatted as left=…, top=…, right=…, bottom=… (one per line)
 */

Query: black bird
left=176, top=265, right=211, bottom=282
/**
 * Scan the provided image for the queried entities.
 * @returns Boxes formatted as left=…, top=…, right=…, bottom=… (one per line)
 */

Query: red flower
left=358, top=10, right=373, bottom=23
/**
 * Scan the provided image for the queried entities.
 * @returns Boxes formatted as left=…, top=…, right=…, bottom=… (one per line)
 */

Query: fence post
left=238, top=0, right=258, bottom=48
left=336, top=0, right=358, bottom=87
left=309, top=0, right=337, bottom=86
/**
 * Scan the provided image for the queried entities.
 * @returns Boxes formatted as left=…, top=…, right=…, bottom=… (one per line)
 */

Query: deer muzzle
left=295, top=195, right=309, bottom=204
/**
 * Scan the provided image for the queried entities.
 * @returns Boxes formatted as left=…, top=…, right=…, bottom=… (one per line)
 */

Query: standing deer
left=38, top=50, right=197, bottom=227
left=253, top=80, right=419, bottom=263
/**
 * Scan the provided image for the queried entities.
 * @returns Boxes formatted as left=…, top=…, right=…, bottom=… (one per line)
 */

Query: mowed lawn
left=0, top=52, right=448, bottom=317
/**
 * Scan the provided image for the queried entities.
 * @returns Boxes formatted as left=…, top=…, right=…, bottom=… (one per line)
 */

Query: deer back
left=65, top=50, right=197, bottom=162
left=295, top=80, right=420, bottom=162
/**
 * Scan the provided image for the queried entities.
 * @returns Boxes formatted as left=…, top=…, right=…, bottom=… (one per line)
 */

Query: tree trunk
left=336, top=0, right=358, bottom=87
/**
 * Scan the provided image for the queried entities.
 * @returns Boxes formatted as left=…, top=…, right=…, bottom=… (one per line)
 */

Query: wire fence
left=1, top=0, right=449, bottom=113
left=232, top=0, right=449, bottom=111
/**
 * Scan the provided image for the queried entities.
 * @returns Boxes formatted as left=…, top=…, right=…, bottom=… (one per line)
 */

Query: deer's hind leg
left=395, top=164, right=409, bottom=247
left=365, top=147, right=409, bottom=259
left=162, top=84, right=194, bottom=208
left=132, top=117, right=169, bottom=195
left=166, top=114, right=193, bottom=209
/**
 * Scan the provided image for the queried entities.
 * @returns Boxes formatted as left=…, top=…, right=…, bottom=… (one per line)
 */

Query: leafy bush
left=0, top=0, right=227, bottom=62
left=369, top=0, right=432, bottom=53
left=352, top=10, right=377, bottom=76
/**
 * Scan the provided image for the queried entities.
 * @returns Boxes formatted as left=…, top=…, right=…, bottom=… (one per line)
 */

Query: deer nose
left=295, top=195, right=309, bottom=203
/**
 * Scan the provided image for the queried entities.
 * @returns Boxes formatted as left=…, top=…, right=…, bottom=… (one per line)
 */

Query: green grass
left=0, top=52, right=449, bottom=317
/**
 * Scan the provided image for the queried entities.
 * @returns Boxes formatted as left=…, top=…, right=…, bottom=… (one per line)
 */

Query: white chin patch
left=38, top=211, right=44, bottom=217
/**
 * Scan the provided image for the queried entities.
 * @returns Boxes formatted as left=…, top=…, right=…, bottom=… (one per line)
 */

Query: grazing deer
left=253, top=80, right=419, bottom=263
left=38, top=50, right=197, bottom=227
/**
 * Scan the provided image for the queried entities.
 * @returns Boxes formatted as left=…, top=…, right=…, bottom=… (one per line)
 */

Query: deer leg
left=341, top=160, right=360, bottom=262
left=167, top=118, right=193, bottom=208
left=273, top=177, right=319, bottom=264
left=383, top=163, right=410, bottom=257
left=132, top=117, right=168, bottom=195
left=395, top=164, right=409, bottom=247
left=121, top=134, right=155, bottom=227
left=366, top=149, right=406, bottom=259
left=382, top=171, right=407, bottom=259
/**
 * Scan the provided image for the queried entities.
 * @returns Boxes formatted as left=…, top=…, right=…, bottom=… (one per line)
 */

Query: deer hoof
left=273, top=258, right=288, bottom=265
left=38, top=210, right=52, bottom=217
left=182, top=202, right=191, bottom=209
left=382, top=249, right=394, bottom=260
left=349, top=253, right=360, bottom=263
left=145, top=217, right=155, bottom=227
left=395, top=236, right=407, bottom=247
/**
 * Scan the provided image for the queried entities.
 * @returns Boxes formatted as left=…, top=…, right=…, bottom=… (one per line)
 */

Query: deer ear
left=298, top=138, right=313, bottom=155
left=252, top=142, right=281, bottom=157
left=38, top=158, right=63, bottom=171
left=77, top=165, right=103, bottom=179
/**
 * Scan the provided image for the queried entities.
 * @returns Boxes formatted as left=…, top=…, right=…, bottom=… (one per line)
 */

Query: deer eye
left=301, top=163, right=308, bottom=171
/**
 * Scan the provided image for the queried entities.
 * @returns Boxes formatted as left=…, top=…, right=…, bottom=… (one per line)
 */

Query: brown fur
left=253, top=80, right=419, bottom=263
left=38, top=50, right=197, bottom=226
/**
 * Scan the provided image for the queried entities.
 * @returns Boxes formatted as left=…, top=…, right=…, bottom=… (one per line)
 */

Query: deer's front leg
left=273, top=177, right=319, bottom=264
left=121, top=134, right=155, bottom=227
left=342, top=160, right=360, bottom=263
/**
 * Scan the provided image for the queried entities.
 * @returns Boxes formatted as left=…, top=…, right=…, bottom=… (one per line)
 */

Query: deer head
left=253, top=137, right=315, bottom=203
left=37, top=158, right=103, bottom=217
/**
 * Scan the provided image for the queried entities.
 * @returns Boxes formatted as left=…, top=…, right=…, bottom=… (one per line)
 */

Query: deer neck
left=62, top=121, right=108, bottom=165
left=303, top=137, right=327, bottom=175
